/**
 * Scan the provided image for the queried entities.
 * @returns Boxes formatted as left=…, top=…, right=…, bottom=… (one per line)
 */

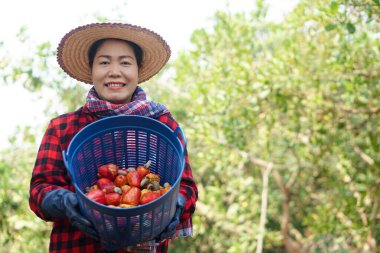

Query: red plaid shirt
left=29, top=106, right=198, bottom=253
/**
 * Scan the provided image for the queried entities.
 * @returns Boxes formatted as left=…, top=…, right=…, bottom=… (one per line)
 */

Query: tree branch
left=351, top=143, right=375, bottom=166
left=250, top=157, right=306, bottom=253
left=256, top=162, right=273, bottom=253
left=338, top=106, right=380, bottom=115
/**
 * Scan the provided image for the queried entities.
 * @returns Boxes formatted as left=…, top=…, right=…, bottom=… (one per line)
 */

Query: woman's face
left=91, top=39, right=139, bottom=104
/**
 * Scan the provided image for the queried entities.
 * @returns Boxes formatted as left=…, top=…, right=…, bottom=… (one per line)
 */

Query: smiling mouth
left=105, top=82, right=126, bottom=87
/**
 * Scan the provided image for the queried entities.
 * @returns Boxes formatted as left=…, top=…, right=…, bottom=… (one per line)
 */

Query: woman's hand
left=41, top=189, right=99, bottom=240
left=156, top=194, right=186, bottom=242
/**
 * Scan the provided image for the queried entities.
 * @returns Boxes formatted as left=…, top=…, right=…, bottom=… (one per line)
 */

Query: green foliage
left=164, top=0, right=380, bottom=252
left=0, top=146, right=50, bottom=253
left=3, top=25, right=87, bottom=114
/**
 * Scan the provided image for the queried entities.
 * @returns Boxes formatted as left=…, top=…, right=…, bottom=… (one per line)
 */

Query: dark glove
left=156, top=194, right=186, bottom=242
left=41, top=189, right=99, bottom=240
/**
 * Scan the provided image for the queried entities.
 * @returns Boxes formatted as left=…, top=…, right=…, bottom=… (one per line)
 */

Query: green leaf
left=373, top=0, right=380, bottom=6
left=369, top=132, right=379, bottom=152
left=330, top=1, right=339, bottom=14
left=345, top=22, right=356, bottom=34
left=16, top=26, right=29, bottom=43
left=325, top=23, right=337, bottom=31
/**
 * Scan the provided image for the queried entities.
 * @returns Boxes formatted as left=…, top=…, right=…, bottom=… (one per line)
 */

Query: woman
left=29, top=22, right=198, bottom=253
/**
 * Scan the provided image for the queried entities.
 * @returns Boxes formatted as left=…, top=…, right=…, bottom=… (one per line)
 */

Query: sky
left=0, top=0, right=299, bottom=149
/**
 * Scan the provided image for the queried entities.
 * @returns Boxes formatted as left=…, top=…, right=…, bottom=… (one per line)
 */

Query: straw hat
left=57, top=22, right=171, bottom=84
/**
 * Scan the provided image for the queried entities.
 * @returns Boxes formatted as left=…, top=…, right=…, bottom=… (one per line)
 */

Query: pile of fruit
left=84, top=161, right=171, bottom=208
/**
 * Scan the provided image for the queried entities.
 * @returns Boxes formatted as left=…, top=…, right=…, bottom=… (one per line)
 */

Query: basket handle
left=174, top=126, right=187, bottom=156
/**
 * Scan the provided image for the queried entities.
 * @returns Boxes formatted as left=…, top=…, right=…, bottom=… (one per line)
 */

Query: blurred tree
left=0, top=128, right=50, bottom=252
left=160, top=0, right=380, bottom=252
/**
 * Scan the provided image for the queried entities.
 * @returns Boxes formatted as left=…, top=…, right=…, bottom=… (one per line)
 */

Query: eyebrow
left=96, top=55, right=135, bottom=60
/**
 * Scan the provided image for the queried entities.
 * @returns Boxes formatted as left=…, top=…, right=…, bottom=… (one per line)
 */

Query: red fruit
left=97, top=163, right=119, bottom=181
left=105, top=192, right=121, bottom=206
left=140, top=191, right=161, bottom=205
left=86, top=189, right=106, bottom=205
left=136, top=166, right=150, bottom=178
left=145, top=173, right=160, bottom=184
left=136, top=160, right=151, bottom=178
left=114, top=174, right=128, bottom=187
left=120, top=187, right=141, bottom=206
left=127, top=171, right=142, bottom=187
left=97, top=178, right=116, bottom=193
left=121, top=185, right=131, bottom=194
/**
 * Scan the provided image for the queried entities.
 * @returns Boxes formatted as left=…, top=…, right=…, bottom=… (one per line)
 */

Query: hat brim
left=57, top=22, right=171, bottom=84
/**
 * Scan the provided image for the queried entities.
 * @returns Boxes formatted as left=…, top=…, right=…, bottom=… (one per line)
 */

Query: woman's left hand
left=155, top=194, right=186, bottom=242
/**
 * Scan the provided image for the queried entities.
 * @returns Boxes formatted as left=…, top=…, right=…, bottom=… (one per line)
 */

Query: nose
left=108, top=64, right=121, bottom=77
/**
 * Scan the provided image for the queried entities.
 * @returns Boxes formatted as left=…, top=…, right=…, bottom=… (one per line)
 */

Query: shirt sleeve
left=29, top=119, right=73, bottom=221
left=156, top=113, right=198, bottom=222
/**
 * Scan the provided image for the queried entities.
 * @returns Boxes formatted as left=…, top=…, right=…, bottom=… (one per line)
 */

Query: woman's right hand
left=41, top=189, right=99, bottom=240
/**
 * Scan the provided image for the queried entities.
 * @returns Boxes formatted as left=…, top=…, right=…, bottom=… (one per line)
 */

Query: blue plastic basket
left=62, top=115, right=186, bottom=250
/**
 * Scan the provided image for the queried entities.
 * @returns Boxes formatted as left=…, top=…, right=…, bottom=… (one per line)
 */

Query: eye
left=99, top=61, right=109, bottom=65
left=121, top=60, right=132, bottom=65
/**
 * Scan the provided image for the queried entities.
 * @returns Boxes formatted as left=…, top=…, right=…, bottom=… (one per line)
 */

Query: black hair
left=88, top=38, right=143, bottom=68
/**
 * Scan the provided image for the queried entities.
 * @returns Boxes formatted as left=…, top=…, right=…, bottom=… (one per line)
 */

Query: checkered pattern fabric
left=84, top=86, right=169, bottom=118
